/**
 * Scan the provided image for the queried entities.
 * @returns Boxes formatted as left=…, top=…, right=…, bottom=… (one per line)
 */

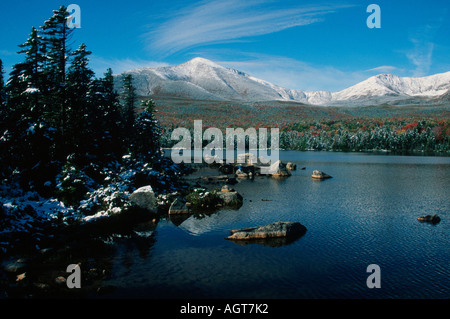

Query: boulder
left=417, top=214, right=441, bottom=225
left=312, top=170, right=332, bottom=180
left=262, top=160, right=291, bottom=177
left=168, top=198, right=190, bottom=215
left=129, top=185, right=157, bottom=212
left=286, top=162, right=297, bottom=171
left=221, top=185, right=234, bottom=192
left=226, top=221, right=306, bottom=240
left=235, top=169, right=248, bottom=178
left=272, top=168, right=291, bottom=178
left=217, top=190, right=243, bottom=206
left=259, top=160, right=291, bottom=177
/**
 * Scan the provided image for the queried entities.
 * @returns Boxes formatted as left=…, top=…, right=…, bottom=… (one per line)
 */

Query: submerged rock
left=312, top=170, right=332, bottom=180
left=168, top=198, right=190, bottom=215
left=226, top=221, right=306, bottom=240
left=129, top=185, right=157, bottom=212
left=417, top=214, right=441, bottom=225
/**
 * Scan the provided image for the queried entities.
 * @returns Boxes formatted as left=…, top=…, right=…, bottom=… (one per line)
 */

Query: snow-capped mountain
left=114, top=57, right=450, bottom=106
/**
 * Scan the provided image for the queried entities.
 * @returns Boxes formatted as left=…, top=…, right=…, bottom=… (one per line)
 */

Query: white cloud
left=145, top=0, right=351, bottom=56
left=406, top=39, right=434, bottom=77
left=405, top=23, right=441, bottom=77
left=215, top=53, right=371, bottom=92
left=366, top=65, right=400, bottom=74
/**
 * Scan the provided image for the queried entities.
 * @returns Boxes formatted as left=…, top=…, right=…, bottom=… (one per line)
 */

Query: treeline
left=0, top=6, right=163, bottom=203
left=280, top=119, right=450, bottom=152
left=158, top=118, right=450, bottom=153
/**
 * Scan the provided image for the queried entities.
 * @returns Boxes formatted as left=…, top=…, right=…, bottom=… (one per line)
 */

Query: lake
left=98, top=151, right=449, bottom=299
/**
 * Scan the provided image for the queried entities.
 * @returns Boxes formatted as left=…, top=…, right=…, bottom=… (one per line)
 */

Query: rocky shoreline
left=0, top=157, right=303, bottom=298
left=2, top=155, right=443, bottom=298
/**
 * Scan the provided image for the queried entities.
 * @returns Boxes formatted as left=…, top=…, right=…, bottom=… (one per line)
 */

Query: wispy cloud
left=209, top=53, right=370, bottom=92
left=405, top=22, right=442, bottom=77
left=145, top=0, right=351, bottom=56
left=366, top=65, right=401, bottom=74
left=406, top=39, right=434, bottom=77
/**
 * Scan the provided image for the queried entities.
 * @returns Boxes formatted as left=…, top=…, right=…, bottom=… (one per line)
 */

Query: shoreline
left=1, top=151, right=449, bottom=298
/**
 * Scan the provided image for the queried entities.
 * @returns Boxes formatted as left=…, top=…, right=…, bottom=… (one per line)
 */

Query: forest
left=0, top=6, right=186, bottom=256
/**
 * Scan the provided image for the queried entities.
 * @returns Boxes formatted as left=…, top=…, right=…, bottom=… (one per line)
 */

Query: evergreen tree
left=121, top=74, right=136, bottom=148
left=3, top=27, right=53, bottom=172
left=40, top=5, right=74, bottom=155
left=97, top=68, right=122, bottom=158
left=66, top=43, right=94, bottom=155
left=133, top=99, right=162, bottom=161
left=85, top=68, right=123, bottom=161
left=0, top=58, right=5, bottom=106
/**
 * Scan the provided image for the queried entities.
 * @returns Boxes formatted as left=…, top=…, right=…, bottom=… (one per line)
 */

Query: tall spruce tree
left=40, top=5, right=73, bottom=156
left=0, top=58, right=7, bottom=176
left=133, top=99, right=162, bottom=161
left=0, top=58, right=5, bottom=107
left=3, top=27, right=56, bottom=176
left=0, top=58, right=7, bottom=131
left=66, top=43, right=94, bottom=155
left=121, top=74, right=137, bottom=149
left=90, top=68, right=123, bottom=159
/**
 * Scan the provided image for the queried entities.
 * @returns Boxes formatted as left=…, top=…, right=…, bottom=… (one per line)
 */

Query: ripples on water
left=101, top=152, right=450, bottom=299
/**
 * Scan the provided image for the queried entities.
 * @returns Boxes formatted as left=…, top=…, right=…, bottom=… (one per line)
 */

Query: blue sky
left=0, top=0, right=449, bottom=91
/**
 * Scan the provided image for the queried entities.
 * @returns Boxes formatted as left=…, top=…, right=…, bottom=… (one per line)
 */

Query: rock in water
left=417, top=214, right=441, bottom=225
left=169, top=198, right=190, bottom=215
left=226, top=221, right=306, bottom=240
left=265, top=160, right=291, bottom=177
left=129, top=186, right=157, bottom=212
left=217, top=189, right=243, bottom=206
left=286, top=162, right=297, bottom=170
left=312, top=170, right=332, bottom=180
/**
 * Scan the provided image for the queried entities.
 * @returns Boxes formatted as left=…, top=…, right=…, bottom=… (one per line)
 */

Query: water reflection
left=99, top=151, right=450, bottom=299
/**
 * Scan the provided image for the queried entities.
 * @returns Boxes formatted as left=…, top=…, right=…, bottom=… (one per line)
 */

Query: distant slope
left=114, top=57, right=450, bottom=106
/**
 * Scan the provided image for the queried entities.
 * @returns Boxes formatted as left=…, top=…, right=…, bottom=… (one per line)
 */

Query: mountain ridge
left=114, top=57, right=450, bottom=106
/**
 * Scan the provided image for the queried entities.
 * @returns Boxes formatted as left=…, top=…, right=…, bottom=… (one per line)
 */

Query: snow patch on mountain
left=115, top=57, right=450, bottom=106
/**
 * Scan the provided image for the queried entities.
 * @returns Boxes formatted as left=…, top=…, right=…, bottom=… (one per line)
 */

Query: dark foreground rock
left=226, top=221, right=306, bottom=241
left=417, top=214, right=441, bottom=225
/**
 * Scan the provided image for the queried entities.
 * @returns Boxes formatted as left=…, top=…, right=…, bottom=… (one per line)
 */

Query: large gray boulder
left=129, top=185, right=157, bottom=212
left=226, top=221, right=306, bottom=240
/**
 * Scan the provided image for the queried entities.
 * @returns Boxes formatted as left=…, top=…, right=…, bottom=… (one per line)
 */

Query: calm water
left=99, top=151, right=449, bottom=299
